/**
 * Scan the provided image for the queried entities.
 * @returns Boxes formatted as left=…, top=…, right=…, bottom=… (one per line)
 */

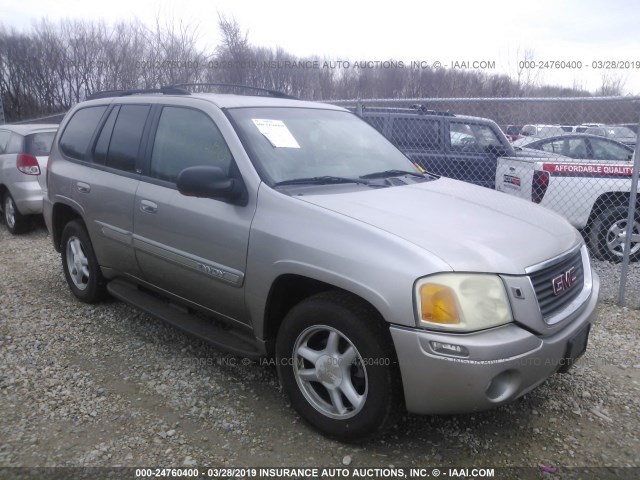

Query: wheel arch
left=51, top=203, right=84, bottom=252
left=262, top=274, right=393, bottom=357
left=587, top=191, right=634, bottom=228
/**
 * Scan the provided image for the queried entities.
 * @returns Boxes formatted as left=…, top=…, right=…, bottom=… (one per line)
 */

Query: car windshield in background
left=228, top=108, right=421, bottom=185
left=26, top=132, right=56, bottom=156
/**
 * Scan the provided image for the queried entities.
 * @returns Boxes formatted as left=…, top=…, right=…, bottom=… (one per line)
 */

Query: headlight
left=414, top=273, right=513, bottom=332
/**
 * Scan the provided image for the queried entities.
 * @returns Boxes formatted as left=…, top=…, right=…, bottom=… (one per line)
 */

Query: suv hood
left=297, top=178, right=580, bottom=274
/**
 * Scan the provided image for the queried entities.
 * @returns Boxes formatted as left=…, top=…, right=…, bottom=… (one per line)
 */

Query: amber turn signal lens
left=420, top=284, right=460, bottom=324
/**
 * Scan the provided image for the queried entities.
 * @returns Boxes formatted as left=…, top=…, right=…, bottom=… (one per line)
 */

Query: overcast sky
left=3, top=0, right=640, bottom=94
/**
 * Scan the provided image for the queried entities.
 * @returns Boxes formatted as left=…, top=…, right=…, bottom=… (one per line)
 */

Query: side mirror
left=177, top=166, right=246, bottom=205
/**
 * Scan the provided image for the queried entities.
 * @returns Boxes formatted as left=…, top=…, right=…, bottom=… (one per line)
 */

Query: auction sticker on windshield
left=252, top=119, right=300, bottom=148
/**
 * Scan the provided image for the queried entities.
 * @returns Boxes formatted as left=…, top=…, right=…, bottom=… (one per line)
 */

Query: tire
left=3, top=192, right=30, bottom=235
left=60, top=220, right=108, bottom=302
left=589, top=206, right=640, bottom=263
left=275, top=291, right=403, bottom=441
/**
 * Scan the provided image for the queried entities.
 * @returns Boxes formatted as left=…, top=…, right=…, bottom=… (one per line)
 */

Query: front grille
left=529, top=249, right=584, bottom=320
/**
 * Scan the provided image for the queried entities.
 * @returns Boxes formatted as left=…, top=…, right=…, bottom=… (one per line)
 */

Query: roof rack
left=86, top=86, right=190, bottom=100
left=409, top=104, right=455, bottom=116
left=170, top=83, right=296, bottom=99
left=360, top=105, right=455, bottom=117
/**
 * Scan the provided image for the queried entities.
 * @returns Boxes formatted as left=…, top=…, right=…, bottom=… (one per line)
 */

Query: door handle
left=76, top=182, right=91, bottom=193
left=140, top=200, right=158, bottom=214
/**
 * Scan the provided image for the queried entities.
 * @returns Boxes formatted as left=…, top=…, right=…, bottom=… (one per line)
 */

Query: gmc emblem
left=552, top=267, right=577, bottom=296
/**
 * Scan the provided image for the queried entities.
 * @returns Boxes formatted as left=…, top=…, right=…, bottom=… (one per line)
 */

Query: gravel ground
left=1, top=224, right=639, bottom=477
left=592, top=259, right=640, bottom=309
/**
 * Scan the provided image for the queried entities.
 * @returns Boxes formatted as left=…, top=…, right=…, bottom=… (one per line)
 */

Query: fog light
left=430, top=341, right=469, bottom=357
left=486, top=370, right=520, bottom=402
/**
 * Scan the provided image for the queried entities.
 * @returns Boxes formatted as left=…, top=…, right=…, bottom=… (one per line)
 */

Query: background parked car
left=504, top=124, right=523, bottom=141
left=519, top=124, right=566, bottom=138
left=357, top=107, right=562, bottom=189
left=575, top=123, right=605, bottom=133
left=584, top=126, right=637, bottom=147
left=618, top=123, right=639, bottom=134
left=513, top=133, right=634, bottom=161
left=0, top=124, right=58, bottom=234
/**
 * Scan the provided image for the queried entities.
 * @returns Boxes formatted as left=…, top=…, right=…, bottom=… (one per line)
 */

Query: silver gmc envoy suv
left=44, top=85, right=599, bottom=441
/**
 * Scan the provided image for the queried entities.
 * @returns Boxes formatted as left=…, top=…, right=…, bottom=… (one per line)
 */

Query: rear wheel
left=60, top=220, right=108, bottom=302
left=3, top=192, right=29, bottom=234
left=589, top=206, right=640, bottom=262
left=275, top=291, right=403, bottom=441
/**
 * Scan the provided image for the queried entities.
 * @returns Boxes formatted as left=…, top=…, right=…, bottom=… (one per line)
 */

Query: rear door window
left=59, top=106, right=108, bottom=160
left=104, top=105, right=150, bottom=173
left=93, top=107, right=120, bottom=165
left=391, top=117, right=440, bottom=149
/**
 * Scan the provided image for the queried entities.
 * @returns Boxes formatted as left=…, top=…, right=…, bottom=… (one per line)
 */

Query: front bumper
left=391, top=272, right=599, bottom=415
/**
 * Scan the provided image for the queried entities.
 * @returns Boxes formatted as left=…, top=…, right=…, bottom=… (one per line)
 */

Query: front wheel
left=589, top=206, right=640, bottom=262
left=275, top=292, right=403, bottom=441
left=60, top=220, right=108, bottom=302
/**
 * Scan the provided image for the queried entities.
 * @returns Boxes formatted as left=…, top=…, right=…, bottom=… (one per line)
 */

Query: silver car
left=513, top=133, right=634, bottom=161
left=0, top=124, right=58, bottom=234
left=44, top=87, right=599, bottom=441
left=584, top=126, right=637, bottom=148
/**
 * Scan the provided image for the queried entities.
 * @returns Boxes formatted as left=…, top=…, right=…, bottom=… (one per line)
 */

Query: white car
left=519, top=124, right=566, bottom=138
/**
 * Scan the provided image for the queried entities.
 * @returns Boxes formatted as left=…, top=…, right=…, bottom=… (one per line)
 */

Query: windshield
left=227, top=107, right=421, bottom=185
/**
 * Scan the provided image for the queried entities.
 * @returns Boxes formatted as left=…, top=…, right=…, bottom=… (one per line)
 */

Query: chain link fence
left=329, top=96, right=640, bottom=308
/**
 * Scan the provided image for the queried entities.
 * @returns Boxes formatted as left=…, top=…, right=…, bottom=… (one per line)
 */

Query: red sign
left=543, top=163, right=634, bottom=176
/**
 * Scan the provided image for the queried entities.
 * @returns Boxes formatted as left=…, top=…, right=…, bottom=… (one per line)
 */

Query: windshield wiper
left=360, top=169, right=425, bottom=179
left=273, top=176, right=371, bottom=187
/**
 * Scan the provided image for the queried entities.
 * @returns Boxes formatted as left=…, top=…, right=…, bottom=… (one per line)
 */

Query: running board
left=107, top=278, right=261, bottom=358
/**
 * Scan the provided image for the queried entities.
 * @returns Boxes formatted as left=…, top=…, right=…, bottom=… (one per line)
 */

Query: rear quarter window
left=104, top=105, right=150, bottom=172
left=0, top=130, right=10, bottom=153
left=6, top=133, right=24, bottom=154
left=59, top=106, right=108, bottom=160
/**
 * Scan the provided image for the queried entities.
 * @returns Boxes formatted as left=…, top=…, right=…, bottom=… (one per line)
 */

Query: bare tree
left=599, top=70, right=625, bottom=96
left=0, top=16, right=627, bottom=122
left=210, top=14, right=252, bottom=85
left=517, top=48, right=543, bottom=96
